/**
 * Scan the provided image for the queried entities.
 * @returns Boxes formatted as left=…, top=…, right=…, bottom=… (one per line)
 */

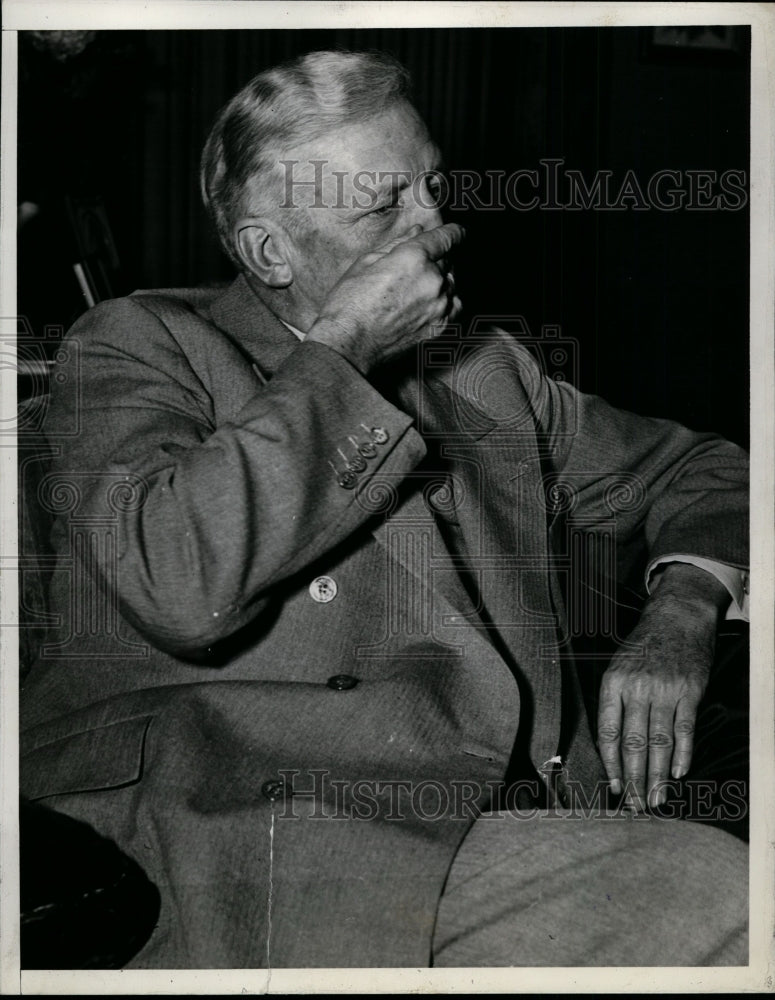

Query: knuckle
left=622, top=732, right=648, bottom=752
left=648, top=731, right=673, bottom=749
left=597, top=725, right=621, bottom=744
left=674, top=718, right=696, bottom=737
left=600, top=667, right=625, bottom=698
left=598, top=677, right=619, bottom=700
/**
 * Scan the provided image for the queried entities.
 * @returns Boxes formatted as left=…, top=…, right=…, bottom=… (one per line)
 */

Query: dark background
left=17, top=26, right=750, bottom=446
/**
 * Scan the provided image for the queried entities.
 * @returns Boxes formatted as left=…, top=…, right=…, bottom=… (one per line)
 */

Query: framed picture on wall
left=640, top=24, right=748, bottom=64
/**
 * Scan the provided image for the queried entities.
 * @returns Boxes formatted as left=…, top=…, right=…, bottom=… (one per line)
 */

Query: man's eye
left=426, top=175, right=445, bottom=204
left=373, top=202, right=396, bottom=217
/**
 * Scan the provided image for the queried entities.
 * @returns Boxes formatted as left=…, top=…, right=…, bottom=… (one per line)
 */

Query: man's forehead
left=280, top=106, right=441, bottom=185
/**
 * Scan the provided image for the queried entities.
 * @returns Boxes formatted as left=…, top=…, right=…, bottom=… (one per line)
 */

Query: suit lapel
left=367, top=355, right=498, bottom=632
left=413, top=365, right=564, bottom=772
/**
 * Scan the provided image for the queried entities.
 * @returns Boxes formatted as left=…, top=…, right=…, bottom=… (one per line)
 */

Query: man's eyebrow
left=373, top=170, right=414, bottom=197
left=372, top=154, right=446, bottom=198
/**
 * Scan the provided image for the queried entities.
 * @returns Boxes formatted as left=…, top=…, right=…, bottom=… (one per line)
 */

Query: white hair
left=201, top=50, right=413, bottom=268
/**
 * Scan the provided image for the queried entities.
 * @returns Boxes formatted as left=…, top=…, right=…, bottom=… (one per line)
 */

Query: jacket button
left=327, top=674, right=359, bottom=690
left=309, top=575, right=338, bottom=603
left=338, top=469, right=358, bottom=489
left=358, top=441, right=377, bottom=459
left=370, top=427, right=389, bottom=445
left=261, top=779, right=287, bottom=802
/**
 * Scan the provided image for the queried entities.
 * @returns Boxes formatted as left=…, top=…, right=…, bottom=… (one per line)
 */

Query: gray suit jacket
left=20, top=276, right=749, bottom=967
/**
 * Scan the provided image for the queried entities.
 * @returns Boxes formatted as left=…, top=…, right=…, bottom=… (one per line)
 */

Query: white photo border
left=2, top=2, right=772, bottom=994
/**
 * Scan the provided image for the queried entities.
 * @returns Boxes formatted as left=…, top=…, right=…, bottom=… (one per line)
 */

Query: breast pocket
left=21, top=715, right=154, bottom=802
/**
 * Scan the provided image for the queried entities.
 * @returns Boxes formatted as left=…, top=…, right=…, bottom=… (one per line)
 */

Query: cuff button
left=338, top=470, right=358, bottom=489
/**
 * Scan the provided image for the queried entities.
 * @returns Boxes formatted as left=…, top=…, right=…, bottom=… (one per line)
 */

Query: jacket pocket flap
left=21, top=715, right=153, bottom=801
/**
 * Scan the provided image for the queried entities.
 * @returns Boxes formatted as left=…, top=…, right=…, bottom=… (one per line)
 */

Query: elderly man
left=20, top=50, right=748, bottom=968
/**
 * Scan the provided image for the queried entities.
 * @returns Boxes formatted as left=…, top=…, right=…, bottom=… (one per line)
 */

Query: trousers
left=431, top=810, right=748, bottom=967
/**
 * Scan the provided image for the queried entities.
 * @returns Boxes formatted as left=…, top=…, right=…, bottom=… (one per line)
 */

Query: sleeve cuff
left=646, top=555, right=749, bottom=622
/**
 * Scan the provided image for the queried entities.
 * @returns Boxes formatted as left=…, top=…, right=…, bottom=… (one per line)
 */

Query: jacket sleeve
left=459, top=328, right=749, bottom=582
left=46, top=296, right=427, bottom=657
left=523, top=337, right=749, bottom=577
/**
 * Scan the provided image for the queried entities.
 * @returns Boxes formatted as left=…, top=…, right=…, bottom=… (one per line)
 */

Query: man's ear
left=234, top=219, right=293, bottom=288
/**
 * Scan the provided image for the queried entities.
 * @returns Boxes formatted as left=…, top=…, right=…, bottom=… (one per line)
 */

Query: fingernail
left=610, top=779, right=621, bottom=795
left=671, top=765, right=685, bottom=779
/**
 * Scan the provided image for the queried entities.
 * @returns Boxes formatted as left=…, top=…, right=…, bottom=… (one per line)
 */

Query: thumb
left=410, top=223, right=466, bottom=261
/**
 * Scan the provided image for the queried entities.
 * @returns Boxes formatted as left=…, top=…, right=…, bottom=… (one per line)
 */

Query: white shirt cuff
left=646, top=556, right=749, bottom=622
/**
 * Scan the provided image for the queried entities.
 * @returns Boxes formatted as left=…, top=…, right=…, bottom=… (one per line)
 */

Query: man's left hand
left=596, top=563, right=730, bottom=812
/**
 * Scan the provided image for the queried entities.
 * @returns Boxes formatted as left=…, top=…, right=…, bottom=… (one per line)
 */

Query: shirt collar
left=281, top=320, right=307, bottom=341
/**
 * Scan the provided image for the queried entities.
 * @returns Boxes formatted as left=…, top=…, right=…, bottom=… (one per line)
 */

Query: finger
left=620, top=699, right=649, bottom=811
left=428, top=289, right=463, bottom=337
left=438, top=272, right=456, bottom=307
left=424, top=319, right=448, bottom=340
left=406, top=222, right=465, bottom=261
left=597, top=686, right=624, bottom=795
left=646, top=704, right=675, bottom=808
left=377, top=223, right=423, bottom=254
left=672, top=696, right=699, bottom=780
